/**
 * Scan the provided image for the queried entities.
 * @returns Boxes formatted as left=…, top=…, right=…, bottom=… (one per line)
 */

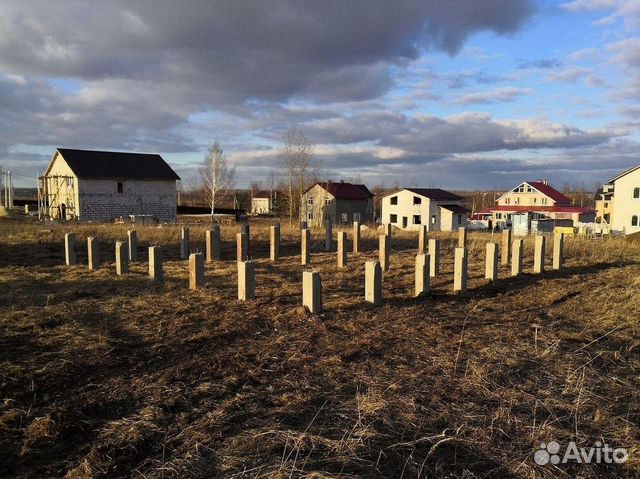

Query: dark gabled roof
left=252, top=190, right=271, bottom=199
left=401, top=188, right=464, bottom=201
left=527, top=181, right=571, bottom=204
left=439, top=204, right=469, bottom=214
left=54, top=148, right=180, bottom=180
left=310, top=181, right=374, bottom=200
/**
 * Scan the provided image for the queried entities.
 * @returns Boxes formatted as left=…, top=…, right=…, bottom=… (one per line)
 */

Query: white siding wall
left=77, top=179, right=177, bottom=222
left=612, top=169, right=640, bottom=234
left=381, top=191, right=434, bottom=231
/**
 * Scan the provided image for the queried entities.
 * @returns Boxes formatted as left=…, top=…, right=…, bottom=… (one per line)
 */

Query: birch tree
left=282, top=127, right=313, bottom=224
left=201, top=141, right=236, bottom=215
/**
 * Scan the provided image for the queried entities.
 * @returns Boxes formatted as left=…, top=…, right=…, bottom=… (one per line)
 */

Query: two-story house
left=380, top=188, right=468, bottom=232
left=599, top=165, right=640, bottom=234
left=481, top=180, right=595, bottom=230
left=301, top=181, right=374, bottom=226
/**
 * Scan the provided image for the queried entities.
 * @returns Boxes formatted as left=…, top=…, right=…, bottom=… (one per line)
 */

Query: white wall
left=381, top=190, right=438, bottom=231
left=612, top=168, right=640, bottom=234
left=77, top=179, right=177, bottom=222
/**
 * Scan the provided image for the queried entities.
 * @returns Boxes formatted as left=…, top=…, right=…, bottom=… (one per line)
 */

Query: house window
left=533, top=198, right=537, bottom=204
left=633, top=215, right=639, bottom=226
left=541, top=198, right=547, bottom=205
left=505, top=198, right=510, bottom=205
left=325, top=198, right=331, bottom=205
left=431, top=215, right=436, bottom=224
left=307, top=212, right=313, bottom=220
left=634, top=187, right=640, bottom=199
left=117, top=181, right=123, bottom=193
left=390, top=214, right=398, bottom=223
left=413, top=196, right=421, bottom=205
left=496, top=213, right=502, bottom=219
left=307, top=198, right=314, bottom=206
left=353, top=212, right=361, bottom=221
left=342, top=213, right=349, bottom=222
left=390, top=196, right=398, bottom=205
left=514, top=198, right=519, bottom=205
left=604, top=202, right=608, bottom=207
left=457, top=214, right=463, bottom=225
left=413, top=215, right=421, bottom=224
left=526, top=185, right=532, bottom=192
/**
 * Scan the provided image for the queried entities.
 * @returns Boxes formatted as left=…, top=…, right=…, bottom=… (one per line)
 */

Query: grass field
left=1, top=220, right=639, bottom=478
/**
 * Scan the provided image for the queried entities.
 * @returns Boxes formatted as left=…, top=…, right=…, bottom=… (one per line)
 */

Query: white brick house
left=42, top=148, right=180, bottom=222
left=381, top=188, right=468, bottom=232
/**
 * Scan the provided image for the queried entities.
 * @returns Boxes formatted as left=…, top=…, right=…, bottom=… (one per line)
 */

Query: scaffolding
left=38, top=174, right=77, bottom=220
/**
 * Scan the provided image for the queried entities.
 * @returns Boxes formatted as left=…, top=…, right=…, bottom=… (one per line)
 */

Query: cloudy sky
left=1, top=0, right=639, bottom=189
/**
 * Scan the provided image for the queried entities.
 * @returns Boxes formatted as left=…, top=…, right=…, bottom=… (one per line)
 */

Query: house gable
left=496, top=181, right=570, bottom=206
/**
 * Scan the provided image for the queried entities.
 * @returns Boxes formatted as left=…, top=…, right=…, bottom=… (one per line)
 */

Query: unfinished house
left=250, top=191, right=273, bottom=215
left=599, top=165, right=640, bottom=234
left=41, top=148, right=180, bottom=222
left=381, top=188, right=468, bottom=232
left=301, top=181, right=374, bottom=227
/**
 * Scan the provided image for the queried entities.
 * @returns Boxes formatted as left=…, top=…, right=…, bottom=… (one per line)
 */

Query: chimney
left=538, top=179, right=549, bottom=185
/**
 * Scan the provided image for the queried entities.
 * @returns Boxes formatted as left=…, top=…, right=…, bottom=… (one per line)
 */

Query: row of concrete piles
left=453, top=227, right=565, bottom=293
left=64, top=222, right=566, bottom=312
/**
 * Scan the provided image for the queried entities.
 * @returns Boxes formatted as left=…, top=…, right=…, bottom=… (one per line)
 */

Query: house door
left=402, top=217, right=408, bottom=228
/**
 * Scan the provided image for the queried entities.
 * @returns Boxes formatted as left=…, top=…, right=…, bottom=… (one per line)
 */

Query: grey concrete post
left=337, top=231, right=347, bottom=268
left=325, top=219, right=332, bottom=252
left=415, top=253, right=430, bottom=297
left=149, top=246, right=163, bottom=282
left=501, top=228, right=512, bottom=266
left=238, top=260, right=255, bottom=300
left=302, top=271, right=322, bottom=313
left=270, top=224, right=280, bottom=262
left=65, top=233, right=76, bottom=265
left=353, top=221, right=361, bottom=254
left=206, top=226, right=221, bottom=263
left=534, top=235, right=546, bottom=273
left=454, top=247, right=468, bottom=292
left=127, top=230, right=138, bottom=261
left=115, top=241, right=129, bottom=275
left=485, top=242, right=499, bottom=281
left=301, top=228, right=311, bottom=265
left=180, top=227, right=190, bottom=259
left=189, top=252, right=205, bottom=290
left=428, top=238, right=440, bottom=277
left=418, top=224, right=428, bottom=254
left=87, top=237, right=100, bottom=271
left=237, top=232, right=248, bottom=262
left=553, top=233, right=564, bottom=270
left=511, top=238, right=523, bottom=276
left=379, top=234, right=390, bottom=271
left=241, top=223, right=250, bottom=255
left=458, top=227, right=467, bottom=248
left=365, top=260, right=382, bottom=305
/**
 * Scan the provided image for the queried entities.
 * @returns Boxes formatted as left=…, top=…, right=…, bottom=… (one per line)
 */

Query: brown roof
left=401, top=188, right=464, bottom=201
left=439, top=204, right=469, bottom=214
left=252, top=190, right=271, bottom=199
left=310, top=181, right=374, bottom=200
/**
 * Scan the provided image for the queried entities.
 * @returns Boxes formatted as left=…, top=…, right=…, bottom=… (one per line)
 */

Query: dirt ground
left=0, top=220, right=638, bottom=478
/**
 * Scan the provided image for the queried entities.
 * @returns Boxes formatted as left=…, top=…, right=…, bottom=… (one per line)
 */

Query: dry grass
left=0, top=219, right=639, bottom=478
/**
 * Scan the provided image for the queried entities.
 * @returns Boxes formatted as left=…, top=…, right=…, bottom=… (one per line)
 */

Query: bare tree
left=282, top=127, right=313, bottom=224
left=201, top=141, right=236, bottom=215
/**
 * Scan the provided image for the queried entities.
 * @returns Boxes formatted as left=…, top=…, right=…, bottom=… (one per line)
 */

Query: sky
left=1, top=0, right=639, bottom=190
